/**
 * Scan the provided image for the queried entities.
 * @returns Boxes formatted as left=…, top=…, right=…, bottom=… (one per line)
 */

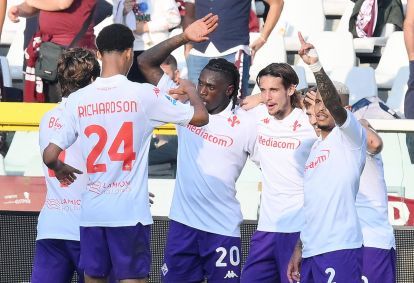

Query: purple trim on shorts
left=241, top=231, right=300, bottom=283
left=31, top=239, right=84, bottom=283
left=80, top=223, right=151, bottom=280
left=162, top=220, right=241, bottom=282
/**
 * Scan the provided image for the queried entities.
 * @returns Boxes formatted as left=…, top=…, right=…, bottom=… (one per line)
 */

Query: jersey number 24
left=85, top=122, right=136, bottom=173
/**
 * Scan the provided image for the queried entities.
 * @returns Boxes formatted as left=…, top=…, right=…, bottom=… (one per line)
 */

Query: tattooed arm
left=297, top=33, right=347, bottom=126
left=137, top=13, right=218, bottom=86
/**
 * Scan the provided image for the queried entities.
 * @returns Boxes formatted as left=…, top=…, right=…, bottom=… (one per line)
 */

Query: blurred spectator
left=22, top=0, right=113, bottom=70
left=404, top=0, right=414, bottom=163
left=183, top=0, right=284, bottom=97
left=149, top=54, right=180, bottom=170
left=0, top=0, right=6, bottom=39
left=0, top=132, right=7, bottom=157
left=149, top=134, right=178, bottom=166
left=349, top=0, right=404, bottom=38
left=113, top=0, right=181, bottom=83
left=8, top=0, right=96, bottom=103
left=160, top=54, right=180, bottom=83
left=249, top=8, right=260, bottom=32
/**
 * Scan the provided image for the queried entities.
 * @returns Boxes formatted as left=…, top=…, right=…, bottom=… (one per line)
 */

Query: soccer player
left=42, top=23, right=209, bottom=283
left=137, top=15, right=258, bottom=282
left=303, top=86, right=396, bottom=283
left=34, top=48, right=100, bottom=283
left=160, top=54, right=180, bottom=83
left=287, top=34, right=367, bottom=283
left=237, top=63, right=317, bottom=283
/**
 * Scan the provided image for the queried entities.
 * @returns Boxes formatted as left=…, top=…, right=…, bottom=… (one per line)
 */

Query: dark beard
left=317, top=123, right=335, bottom=132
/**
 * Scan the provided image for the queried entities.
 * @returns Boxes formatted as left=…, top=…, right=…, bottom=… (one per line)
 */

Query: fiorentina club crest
left=292, top=120, right=301, bottom=131
left=228, top=115, right=240, bottom=127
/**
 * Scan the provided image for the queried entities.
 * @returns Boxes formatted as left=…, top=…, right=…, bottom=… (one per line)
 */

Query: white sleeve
left=141, top=83, right=194, bottom=127
left=49, top=98, right=79, bottom=151
left=39, top=111, right=53, bottom=154
left=157, top=74, right=178, bottom=92
left=338, top=110, right=366, bottom=150
left=245, top=109, right=260, bottom=167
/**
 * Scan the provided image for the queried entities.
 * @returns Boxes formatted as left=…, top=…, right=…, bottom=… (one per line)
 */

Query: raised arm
left=405, top=0, right=414, bottom=119
left=250, top=0, right=284, bottom=59
left=404, top=0, right=414, bottom=60
left=137, top=13, right=218, bottom=85
left=8, top=2, right=39, bottom=22
left=182, top=0, right=195, bottom=57
left=359, top=119, right=383, bottom=155
left=0, top=0, right=6, bottom=37
left=297, top=32, right=347, bottom=126
left=25, top=0, right=74, bottom=11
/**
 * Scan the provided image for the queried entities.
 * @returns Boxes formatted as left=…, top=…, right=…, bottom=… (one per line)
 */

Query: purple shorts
left=79, top=223, right=151, bottom=280
left=162, top=220, right=241, bottom=282
left=362, top=247, right=396, bottom=283
left=301, top=248, right=362, bottom=283
left=241, top=231, right=300, bottom=283
left=31, top=239, right=84, bottom=283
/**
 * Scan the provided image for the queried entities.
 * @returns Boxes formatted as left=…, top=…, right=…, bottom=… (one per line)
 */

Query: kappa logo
left=153, top=87, right=160, bottom=97
left=292, top=120, right=302, bottom=131
left=261, top=117, right=270, bottom=124
left=228, top=115, right=240, bottom=127
left=161, top=263, right=168, bottom=276
left=224, top=270, right=238, bottom=279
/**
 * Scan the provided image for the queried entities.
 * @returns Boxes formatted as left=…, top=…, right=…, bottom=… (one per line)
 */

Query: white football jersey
left=38, top=99, right=88, bottom=241
left=357, top=153, right=396, bottom=249
left=301, top=110, right=366, bottom=258
left=50, top=75, right=194, bottom=227
left=252, top=105, right=317, bottom=232
left=157, top=75, right=257, bottom=237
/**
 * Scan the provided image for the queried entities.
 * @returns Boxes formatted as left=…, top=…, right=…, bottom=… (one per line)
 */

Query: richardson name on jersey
left=186, top=125, right=234, bottom=147
left=78, top=100, right=138, bottom=118
left=258, top=135, right=301, bottom=150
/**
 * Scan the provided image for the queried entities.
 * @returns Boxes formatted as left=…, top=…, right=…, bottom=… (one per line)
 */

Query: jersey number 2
left=85, top=122, right=136, bottom=173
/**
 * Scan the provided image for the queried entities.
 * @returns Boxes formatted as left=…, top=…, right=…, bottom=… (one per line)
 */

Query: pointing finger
left=298, top=32, right=306, bottom=45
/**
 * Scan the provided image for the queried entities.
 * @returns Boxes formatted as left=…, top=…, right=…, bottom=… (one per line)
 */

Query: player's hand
left=123, top=0, right=135, bottom=15
left=135, top=21, right=148, bottom=34
left=53, top=162, right=83, bottom=186
left=250, top=36, right=266, bottom=62
left=8, top=6, right=20, bottom=23
left=298, top=32, right=319, bottom=65
left=168, top=78, right=195, bottom=103
left=239, top=94, right=263, bottom=110
left=184, top=13, right=219, bottom=43
left=287, top=244, right=302, bottom=283
left=304, top=89, right=317, bottom=107
left=149, top=192, right=155, bottom=205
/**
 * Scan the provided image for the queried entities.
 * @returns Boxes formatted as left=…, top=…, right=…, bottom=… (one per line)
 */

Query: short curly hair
left=57, top=48, right=100, bottom=97
left=95, top=23, right=134, bottom=54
